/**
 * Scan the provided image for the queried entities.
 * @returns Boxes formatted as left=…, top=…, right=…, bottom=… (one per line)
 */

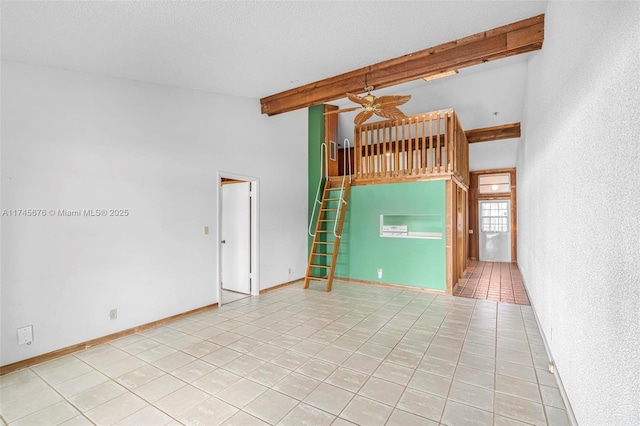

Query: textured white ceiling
left=1, top=1, right=547, bottom=100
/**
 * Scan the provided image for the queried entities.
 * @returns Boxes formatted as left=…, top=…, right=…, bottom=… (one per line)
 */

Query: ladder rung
left=306, top=180, right=349, bottom=294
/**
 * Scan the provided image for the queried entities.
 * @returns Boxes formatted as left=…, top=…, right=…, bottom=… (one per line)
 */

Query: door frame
left=217, top=172, right=260, bottom=305
left=468, top=168, right=517, bottom=262
left=478, top=199, right=512, bottom=262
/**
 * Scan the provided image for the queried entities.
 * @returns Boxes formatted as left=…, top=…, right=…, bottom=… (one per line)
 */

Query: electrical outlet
left=377, top=268, right=383, bottom=279
left=17, top=325, right=33, bottom=345
left=204, top=226, right=209, bottom=235
left=109, top=309, right=118, bottom=320
left=288, top=267, right=292, bottom=275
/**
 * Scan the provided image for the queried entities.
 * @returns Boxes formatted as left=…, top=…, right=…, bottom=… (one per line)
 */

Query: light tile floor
left=221, top=289, right=250, bottom=305
left=0, top=281, right=570, bottom=425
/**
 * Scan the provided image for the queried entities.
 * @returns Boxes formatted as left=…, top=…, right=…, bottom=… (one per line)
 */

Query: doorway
left=217, top=173, right=259, bottom=306
left=479, top=200, right=511, bottom=262
left=468, top=169, right=517, bottom=262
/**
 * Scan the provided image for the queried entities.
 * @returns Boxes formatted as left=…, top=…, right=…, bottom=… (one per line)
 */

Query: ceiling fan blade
left=375, top=106, right=408, bottom=121
left=323, top=106, right=361, bottom=115
left=376, top=95, right=411, bottom=108
left=354, top=110, right=374, bottom=126
left=347, top=92, right=367, bottom=106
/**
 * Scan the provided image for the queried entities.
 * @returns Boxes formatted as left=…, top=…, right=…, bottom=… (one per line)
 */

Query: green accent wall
left=335, top=181, right=446, bottom=291
left=308, top=106, right=325, bottom=252
left=308, top=106, right=326, bottom=276
left=307, top=108, right=446, bottom=291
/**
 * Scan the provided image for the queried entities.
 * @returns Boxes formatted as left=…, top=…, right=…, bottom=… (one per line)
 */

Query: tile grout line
left=26, top=360, right=97, bottom=425
left=524, top=303, right=552, bottom=426
left=335, top=290, right=437, bottom=424
left=1, top=282, right=567, bottom=426
left=493, top=298, right=499, bottom=426
left=438, top=297, right=476, bottom=424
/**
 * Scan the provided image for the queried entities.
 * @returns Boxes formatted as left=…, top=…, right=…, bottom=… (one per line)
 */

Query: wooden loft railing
left=353, top=109, right=469, bottom=186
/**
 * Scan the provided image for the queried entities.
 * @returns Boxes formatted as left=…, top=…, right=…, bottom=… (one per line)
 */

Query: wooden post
left=445, top=179, right=454, bottom=295
left=325, top=105, right=339, bottom=177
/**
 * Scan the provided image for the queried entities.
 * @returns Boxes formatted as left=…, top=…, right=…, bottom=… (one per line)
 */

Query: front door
left=221, top=181, right=251, bottom=294
left=479, top=200, right=511, bottom=262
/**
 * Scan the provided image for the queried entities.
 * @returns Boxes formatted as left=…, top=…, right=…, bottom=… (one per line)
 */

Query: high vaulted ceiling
left=335, top=53, right=531, bottom=144
left=2, top=1, right=546, bottom=103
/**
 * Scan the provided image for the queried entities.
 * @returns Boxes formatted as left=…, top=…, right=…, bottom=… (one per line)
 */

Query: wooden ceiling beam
left=260, top=14, right=544, bottom=116
left=465, top=123, right=521, bottom=143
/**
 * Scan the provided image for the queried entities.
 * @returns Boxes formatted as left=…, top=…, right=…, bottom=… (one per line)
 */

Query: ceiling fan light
left=423, top=70, right=459, bottom=82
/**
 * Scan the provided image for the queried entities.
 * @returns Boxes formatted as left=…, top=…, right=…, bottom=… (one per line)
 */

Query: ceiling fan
left=324, top=85, right=411, bottom=125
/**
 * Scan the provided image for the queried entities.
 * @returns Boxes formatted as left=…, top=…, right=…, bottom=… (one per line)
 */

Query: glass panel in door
left=479, top=200, right=511, bottom=262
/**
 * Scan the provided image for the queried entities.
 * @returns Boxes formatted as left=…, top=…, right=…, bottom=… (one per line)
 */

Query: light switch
left=17, top=325, right=33, bottom=345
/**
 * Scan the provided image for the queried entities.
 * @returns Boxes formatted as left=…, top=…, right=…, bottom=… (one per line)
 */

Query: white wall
left=0, top=62, right=308, bottom=365
left=517, top=3, right=640, bottom=424
left=469, top=138, right=518, bottom=171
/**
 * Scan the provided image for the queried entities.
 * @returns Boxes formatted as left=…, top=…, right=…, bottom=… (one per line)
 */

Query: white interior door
left=479, top=200, right=511, bottom=262
left=221, top=181, right=251, bottom=294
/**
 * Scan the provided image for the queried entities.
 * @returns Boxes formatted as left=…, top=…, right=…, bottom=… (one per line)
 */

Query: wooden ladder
left=304, top=177, right=351, bottom=292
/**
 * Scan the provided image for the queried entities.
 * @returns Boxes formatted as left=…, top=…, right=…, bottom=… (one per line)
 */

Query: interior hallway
left=454, top=261, right=530, bottom=306
left=0, top=281, right=568, bottom=425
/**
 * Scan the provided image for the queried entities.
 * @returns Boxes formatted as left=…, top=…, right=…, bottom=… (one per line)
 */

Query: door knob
left=221, top=240, right=226, bottom=244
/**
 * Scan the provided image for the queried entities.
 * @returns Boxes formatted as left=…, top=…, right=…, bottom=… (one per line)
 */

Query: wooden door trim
left=468, top=168, right=517, bottom=262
